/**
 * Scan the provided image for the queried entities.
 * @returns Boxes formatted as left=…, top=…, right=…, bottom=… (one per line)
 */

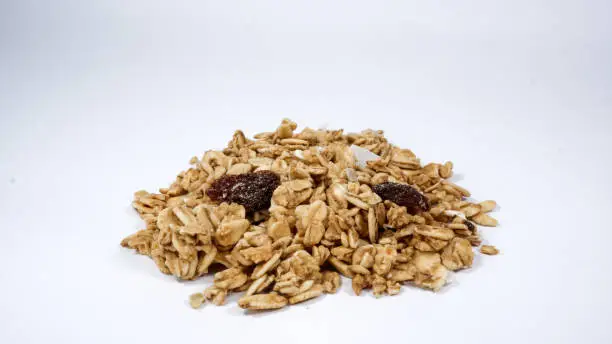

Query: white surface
left=1, top=1, right=611, bottom=343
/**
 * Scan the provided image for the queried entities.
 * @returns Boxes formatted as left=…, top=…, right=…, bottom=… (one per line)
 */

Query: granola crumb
left=189, top=292, right=205, bottom=309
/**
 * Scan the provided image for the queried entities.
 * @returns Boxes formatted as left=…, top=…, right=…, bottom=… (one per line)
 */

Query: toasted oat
left=189, top=292, right=205, bottom=309
left=441, top=237, right=474, bottom=271
left=238, top=293, right=288, bottom=310
left=288, top=284, right=324, bottom=304
left=203, top=286, right=227, bottom=306
left=480, top=245, right=500, bottom=255
left=472, top=213, right=498, bottom=227
left=121, top=119, right=502, bottom=312
left=478, top=200, right=497, bottom=213
left=321, top=271, right=341, bottom=293
left=214, top=267, right=248, bottom=290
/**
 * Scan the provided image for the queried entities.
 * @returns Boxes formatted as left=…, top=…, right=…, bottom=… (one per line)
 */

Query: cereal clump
left=121, top=119, right=501, bottom=312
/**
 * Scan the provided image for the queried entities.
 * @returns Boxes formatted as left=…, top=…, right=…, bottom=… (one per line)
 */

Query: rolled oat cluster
left=121, top=119, right=500, bottom=311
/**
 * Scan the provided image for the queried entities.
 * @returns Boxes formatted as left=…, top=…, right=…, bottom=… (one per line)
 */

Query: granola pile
left=121, top=119, right=500, bottom=311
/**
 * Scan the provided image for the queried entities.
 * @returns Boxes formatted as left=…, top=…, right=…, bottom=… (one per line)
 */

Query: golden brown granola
left=120, top=119, right=501, bottom=311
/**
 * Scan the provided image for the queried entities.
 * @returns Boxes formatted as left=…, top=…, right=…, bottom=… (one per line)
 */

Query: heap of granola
left=121, top=119, right=500, bottom=311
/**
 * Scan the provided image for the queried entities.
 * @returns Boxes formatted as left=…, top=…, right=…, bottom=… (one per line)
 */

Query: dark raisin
left=206, top=171, right=280, bottom=213
left=464, top=220, right=476, bottom=232
left=372, top=182, right=430, bottom=215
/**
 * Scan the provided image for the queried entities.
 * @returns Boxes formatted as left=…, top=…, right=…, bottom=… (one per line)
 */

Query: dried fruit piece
left=372, top=182, right=429, bottom=214
left=206, top=171, right=280, bottom=212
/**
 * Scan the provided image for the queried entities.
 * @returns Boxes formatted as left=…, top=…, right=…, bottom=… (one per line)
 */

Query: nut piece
left=238, top=293, right=288, bottom=310
left=480, top=245, right=500, bottom=255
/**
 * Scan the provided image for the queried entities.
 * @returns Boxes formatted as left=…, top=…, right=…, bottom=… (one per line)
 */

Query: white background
left=1, top=1, right=611, bottom=343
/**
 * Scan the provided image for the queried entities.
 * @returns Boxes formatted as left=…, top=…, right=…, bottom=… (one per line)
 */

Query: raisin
left=372, top=182, right=430, bottom=215
left=464, top=220, right=476, bottom=232
left=206, top=171, right=280, bottom=213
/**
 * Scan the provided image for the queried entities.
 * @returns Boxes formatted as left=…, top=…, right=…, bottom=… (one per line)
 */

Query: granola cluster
left=121, top=119, right=500, bottom=311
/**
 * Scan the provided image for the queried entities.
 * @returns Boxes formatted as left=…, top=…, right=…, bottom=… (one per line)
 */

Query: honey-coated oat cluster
left=121, top=119, right=500, bottom=311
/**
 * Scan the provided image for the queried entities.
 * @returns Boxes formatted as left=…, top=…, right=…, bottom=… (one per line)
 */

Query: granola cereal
left=120, top=119, right=501, bottom=312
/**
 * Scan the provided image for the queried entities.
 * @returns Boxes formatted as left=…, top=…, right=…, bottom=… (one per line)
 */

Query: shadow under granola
left=225, top=292, right=328, bottom=317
